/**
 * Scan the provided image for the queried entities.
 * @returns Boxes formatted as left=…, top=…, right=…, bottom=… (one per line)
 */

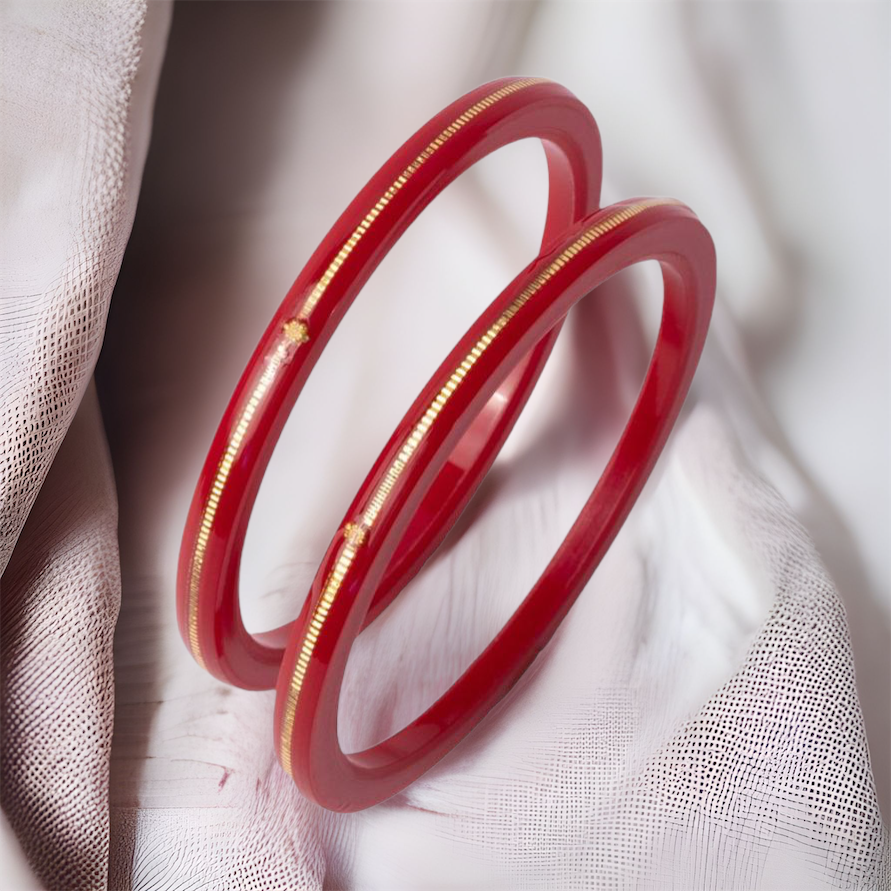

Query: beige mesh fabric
left=1, top=386, right=120, bottom=891
left=1, top=1, right=166, bottom=889
left=2, top=2, right=889, bottom=890
left=0, top=0, right=151, bottom=573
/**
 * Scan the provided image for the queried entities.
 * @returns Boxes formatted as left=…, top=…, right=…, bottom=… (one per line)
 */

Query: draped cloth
left=1, top=2, right=887, bottom=888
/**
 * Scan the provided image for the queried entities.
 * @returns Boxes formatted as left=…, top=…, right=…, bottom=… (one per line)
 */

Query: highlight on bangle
left=176, top=76, right=716, bottom=811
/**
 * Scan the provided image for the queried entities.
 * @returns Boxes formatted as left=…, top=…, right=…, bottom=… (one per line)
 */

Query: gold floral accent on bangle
left=278, top=198, right=680, bottom=772
left=343, top=522, right=369, bottom=548
left=283, top=319, right=310, bottom=345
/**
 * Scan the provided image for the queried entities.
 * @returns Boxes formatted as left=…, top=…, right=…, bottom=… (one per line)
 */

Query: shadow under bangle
left=177, top=77, right=603, bottom=690
left=274, top=197, right=716, bottom=811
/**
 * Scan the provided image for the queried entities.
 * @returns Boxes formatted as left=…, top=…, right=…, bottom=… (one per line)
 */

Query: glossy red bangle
left=274, top=198, right=716, bottom=811
left=177, top=78, right=603, bottom=690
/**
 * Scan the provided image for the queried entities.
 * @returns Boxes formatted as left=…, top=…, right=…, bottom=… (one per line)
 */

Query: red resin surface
left=274, top=199, right=716, bottom=811
left=177, top=78, right=603, bottom=690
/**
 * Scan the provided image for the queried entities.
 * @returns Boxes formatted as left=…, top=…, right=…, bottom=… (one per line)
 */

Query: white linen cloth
left=1, top=2, right=888, bottom=889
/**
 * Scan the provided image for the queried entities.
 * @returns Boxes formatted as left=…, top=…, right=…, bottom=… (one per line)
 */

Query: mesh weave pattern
left=1, top=3, right=147, bottom=888
left=1, top=388, right=120, bottom=891
left=2, top=2, right=888, bottom=889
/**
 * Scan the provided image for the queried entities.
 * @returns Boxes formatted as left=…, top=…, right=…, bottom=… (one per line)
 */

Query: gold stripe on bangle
left=188, top=320, right=309, bottom=667
left=298, top=78, right=546, bottom=320
left=187, top=79, right=545, bottom=667
left=279, top=198, right=680, bottom=773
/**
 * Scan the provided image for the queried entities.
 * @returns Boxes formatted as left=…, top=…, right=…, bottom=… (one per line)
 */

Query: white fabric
left=1, top=2, right=888, bottom=889
left=1, top=1, right=167, bottom=888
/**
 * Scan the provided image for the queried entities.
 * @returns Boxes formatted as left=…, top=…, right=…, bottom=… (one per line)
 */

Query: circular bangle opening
left=336, top=265, right=659, bottom=755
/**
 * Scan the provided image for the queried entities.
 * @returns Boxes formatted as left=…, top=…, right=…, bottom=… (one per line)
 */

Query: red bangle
left=274, top=198, right=716, bottom=812
left=176, top=78, right=603, bottom=690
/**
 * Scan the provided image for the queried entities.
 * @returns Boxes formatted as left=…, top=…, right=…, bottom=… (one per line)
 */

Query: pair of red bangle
left=176, top=77, right=716, bottom=812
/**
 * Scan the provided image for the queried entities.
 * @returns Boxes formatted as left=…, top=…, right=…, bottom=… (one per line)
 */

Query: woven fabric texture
left=1, top=2, right=888, bottom=890
left=1, top=2, right=162, bottom=888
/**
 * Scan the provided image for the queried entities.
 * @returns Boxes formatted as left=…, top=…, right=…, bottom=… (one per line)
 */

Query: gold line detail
left=187, top=78, right=545, bottom=667
left=297, top=78, right=545, bottom=320
left=278, top=198, right=681, bottom=772
left=187, top=320, right=308, bottom=667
